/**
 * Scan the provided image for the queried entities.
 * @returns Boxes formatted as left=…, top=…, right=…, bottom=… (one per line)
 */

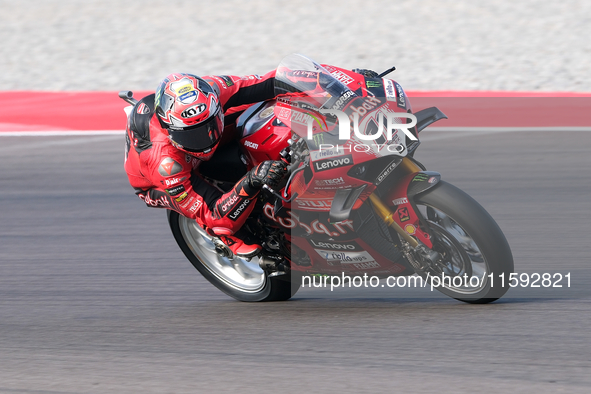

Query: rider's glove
left=248, top=160, right=288, bottom=189
left=352, top=68, right=379, bottom=78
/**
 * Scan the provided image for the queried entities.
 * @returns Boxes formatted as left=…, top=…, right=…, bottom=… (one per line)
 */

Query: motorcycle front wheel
left=411, top=181, right=514, bottom=303
left=168, top=211, right=298, bottom=302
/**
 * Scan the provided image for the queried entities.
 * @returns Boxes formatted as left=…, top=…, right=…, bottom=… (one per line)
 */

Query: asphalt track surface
left=1, top=128, right=590, bottom=393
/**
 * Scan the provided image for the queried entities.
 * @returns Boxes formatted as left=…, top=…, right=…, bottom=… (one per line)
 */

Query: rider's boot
left=214, top=234, right=261, bottom=259
left=209, top=160, right=288, bottom=259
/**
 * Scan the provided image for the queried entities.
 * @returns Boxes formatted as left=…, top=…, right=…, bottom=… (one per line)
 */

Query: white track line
left=426, top=127, right=591, bottom=132
left=0, top=135, right=123, bottom=153
left=0, top=130, right=125, bottom=136
left=0, top=127, right=589, bottom=142
left=420, top=126, right=591, bottom=142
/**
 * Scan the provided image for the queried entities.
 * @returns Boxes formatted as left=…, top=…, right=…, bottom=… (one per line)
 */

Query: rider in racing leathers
left=124, top=71, right=287, bottom=258
left=123, top=67, right=378, bottom=259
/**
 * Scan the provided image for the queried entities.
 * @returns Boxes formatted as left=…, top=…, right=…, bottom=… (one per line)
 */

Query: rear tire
left=413, top=181, right=514, bottom=303
left=168, top=211, right=298, bottom=302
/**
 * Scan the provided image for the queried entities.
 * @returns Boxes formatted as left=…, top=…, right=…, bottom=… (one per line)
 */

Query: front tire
left=168, top=211, right=298, bottom=302
left=413, top=181, right=514, bottom=303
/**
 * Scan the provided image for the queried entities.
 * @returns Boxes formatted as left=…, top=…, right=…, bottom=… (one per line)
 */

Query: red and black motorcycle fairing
left=236, top=55, right=443, bottom=277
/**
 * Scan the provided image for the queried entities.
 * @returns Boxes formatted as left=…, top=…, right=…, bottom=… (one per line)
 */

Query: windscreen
left=273, top=54, right=410, bottom=156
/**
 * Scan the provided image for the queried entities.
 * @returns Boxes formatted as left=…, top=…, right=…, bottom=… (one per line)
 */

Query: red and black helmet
left=155, top=73, right=224, bottom=160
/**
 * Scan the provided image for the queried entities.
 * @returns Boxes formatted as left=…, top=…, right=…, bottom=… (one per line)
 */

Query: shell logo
left=404, top=224, right=416, bottom=235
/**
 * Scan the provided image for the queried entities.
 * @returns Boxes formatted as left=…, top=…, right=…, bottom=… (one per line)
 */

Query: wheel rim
left=178, top=216, right=266, bottom=293
left=415, top=204, right=489, bottom=295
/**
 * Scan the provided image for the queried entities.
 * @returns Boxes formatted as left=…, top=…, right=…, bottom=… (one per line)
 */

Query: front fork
left=368, top=157, right=441, bottom=250
left=370, top=190, right=442, bottom=272
left=369, top=194, right=419, bottom=248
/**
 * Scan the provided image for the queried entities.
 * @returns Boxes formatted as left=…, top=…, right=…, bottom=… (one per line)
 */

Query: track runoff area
left=1, top=91, right=590, bottom=137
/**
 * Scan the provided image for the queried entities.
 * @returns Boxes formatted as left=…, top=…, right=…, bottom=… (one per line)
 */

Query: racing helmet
left=155, top=73, right=224, bottom=160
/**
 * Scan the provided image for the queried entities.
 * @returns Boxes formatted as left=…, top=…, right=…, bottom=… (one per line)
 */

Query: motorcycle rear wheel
left=168, top=211, right=298, bottom=302
left=412, top=181, right=514, bottom=303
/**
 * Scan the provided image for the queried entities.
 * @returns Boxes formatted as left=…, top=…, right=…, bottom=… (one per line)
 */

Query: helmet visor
left=168, top=110, right=223, bottom=152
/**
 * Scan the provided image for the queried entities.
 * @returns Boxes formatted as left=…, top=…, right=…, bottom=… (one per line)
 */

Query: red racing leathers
left=124, top=70, right=276, bottom=236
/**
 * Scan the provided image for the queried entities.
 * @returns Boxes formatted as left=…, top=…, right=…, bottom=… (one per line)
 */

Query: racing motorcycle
left=121, top=54, right=514, bottom=304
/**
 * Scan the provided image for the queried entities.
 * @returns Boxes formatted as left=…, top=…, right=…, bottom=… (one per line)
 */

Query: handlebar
left=262, top=163, right=305, bottom=203
left=377, top=65, right=396, bottom=78
left=118, top=90, right=138, bottom=106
